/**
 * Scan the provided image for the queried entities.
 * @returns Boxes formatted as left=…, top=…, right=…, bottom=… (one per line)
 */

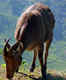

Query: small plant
left=1, top=64, right=6, bottom=68
left=0, top=48, right=3, bottom=55
left=19, top=60, right=28, bottom=72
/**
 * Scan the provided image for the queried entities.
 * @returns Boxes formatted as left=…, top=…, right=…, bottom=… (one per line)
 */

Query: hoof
left=42, top=72, right=47, bottom=80
left=42, top=66, right=47, bottom=80
left=30, top=67, right=34, bottom=72
left=43, top=70, right=47, bottom=80
left=42, top=77, right=46, bottom=80
left=30, top=65, right=35, bottom=72
left=41, top=71, right=47, bottom=80
left=16, top=68, right=19, bottom=73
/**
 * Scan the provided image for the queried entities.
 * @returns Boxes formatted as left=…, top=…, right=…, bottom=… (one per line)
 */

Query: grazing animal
left=3, top=3, right=55, bottom=80
left=3, top=39, right=23, bottom=79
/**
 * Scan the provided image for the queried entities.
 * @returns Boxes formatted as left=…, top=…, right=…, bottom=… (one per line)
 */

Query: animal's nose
left=7, top=72, right=13, bottom=79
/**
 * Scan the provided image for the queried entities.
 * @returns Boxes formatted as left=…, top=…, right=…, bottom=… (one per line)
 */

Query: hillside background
left=0, top=0, right=66, bottom=73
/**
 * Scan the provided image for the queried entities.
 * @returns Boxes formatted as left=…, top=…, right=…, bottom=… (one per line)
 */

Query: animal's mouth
left=7, top=67, right=19, bottom=79
left=7, top=73, right=14, bottom=79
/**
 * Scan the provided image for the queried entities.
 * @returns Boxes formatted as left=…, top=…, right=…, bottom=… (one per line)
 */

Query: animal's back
left=14, top=3, right=55, bottom=49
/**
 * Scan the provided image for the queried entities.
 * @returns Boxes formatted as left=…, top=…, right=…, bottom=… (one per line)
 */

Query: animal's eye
left=12, top=50, right=18, bottom=56
left=13, top=50, right=16, bottom=53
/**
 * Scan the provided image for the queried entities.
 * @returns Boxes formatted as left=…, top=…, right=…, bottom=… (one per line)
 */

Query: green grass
left=0, top=48, right=3, bottom=55
left=0, top=63, right=66, bottom=80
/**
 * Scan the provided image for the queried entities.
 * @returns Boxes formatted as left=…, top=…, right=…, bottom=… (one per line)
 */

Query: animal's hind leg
left=38, top=43, right=44, bottom=80
left=43, top=34, right=53, bottom=79
left=30, top=48, right=37, bottom=72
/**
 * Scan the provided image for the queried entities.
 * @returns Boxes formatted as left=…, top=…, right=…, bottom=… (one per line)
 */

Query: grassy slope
left=0, top=64, right=66, bottom=80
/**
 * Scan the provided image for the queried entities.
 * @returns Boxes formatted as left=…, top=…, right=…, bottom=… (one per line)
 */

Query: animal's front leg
left=30, top=49, right=37, bottom=72
left=16, top=56, right=22, bottom=73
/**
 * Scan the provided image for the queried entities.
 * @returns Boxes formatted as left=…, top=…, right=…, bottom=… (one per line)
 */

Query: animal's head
left=3, top=39, right=23, bottom=79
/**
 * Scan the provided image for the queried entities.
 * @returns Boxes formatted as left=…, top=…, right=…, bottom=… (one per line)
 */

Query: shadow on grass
left=47, top=73, right=66, bottom=80
left=17, top=72, right=66, bottom=80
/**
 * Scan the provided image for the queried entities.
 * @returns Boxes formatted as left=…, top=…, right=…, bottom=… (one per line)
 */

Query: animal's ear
left=17, top=41, right=23, bottom=53
left=3, top=39, right=11, bottom=56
